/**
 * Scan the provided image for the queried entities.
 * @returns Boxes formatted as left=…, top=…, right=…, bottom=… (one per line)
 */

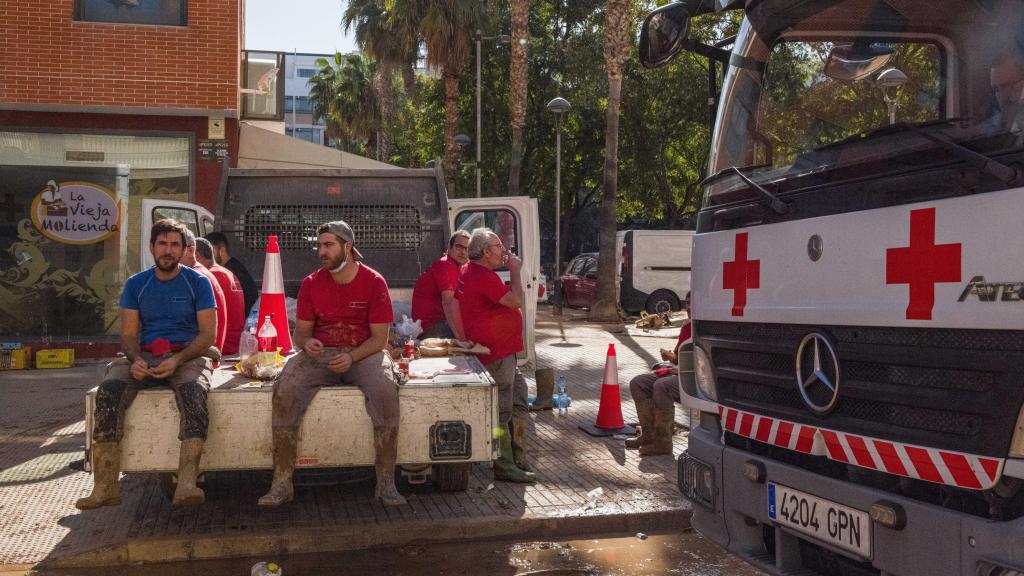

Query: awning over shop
left=237, top=123, right=400, bottom=170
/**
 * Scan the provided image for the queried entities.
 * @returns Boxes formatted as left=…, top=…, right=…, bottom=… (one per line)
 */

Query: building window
left=285, top=96, right=314, bottom=115
left=74, top=0, right=187, bottom=26
left=297, top=68, right=317, bottom=78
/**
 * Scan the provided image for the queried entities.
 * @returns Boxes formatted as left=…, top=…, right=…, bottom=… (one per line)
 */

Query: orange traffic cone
left=580, top=343, right=636, bottom=437
left=256, top=235, right=293, bottom=355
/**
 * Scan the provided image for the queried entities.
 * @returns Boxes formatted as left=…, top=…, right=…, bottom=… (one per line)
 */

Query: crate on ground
left=36, top=348, right=74, bottom=369
left=0, top=347, right=32, bottom=370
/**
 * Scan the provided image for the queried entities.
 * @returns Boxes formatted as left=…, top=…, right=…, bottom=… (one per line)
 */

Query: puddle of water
left=37, top=533, right=766, bottom=576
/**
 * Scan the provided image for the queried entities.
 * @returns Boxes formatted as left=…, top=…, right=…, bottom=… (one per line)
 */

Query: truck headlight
left=694, top=346, right=717, bottom=401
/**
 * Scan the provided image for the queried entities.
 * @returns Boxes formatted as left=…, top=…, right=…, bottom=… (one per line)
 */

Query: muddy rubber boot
left=509, top=414, right=533, bottom=472
left=373, top=427, right=408, bottom=506
left=75, top=441, right=122, bottom=510
left=639, top=406, right=675, bottom=456
left=258, top=428, right=297, bottom=508
left=493, top=427, right=536, bottom=484
left=172, top=438, right=206, bottom=507
left=625, top=397, right=656, bottom=450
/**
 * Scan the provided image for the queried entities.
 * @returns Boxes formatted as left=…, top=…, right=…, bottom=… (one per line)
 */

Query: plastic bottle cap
left=267, top=563, right=279, bottom=573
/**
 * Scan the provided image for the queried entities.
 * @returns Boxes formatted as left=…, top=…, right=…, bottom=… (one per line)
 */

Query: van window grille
left=242, top=204, right=425, bottom=250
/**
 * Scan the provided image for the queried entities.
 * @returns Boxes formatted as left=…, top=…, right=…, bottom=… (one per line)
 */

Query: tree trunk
left=402, top=61, right=417, bottom=104
left=589, top=0, right=632, bottom=323
left=507, top=0, right=529, bottom=196
left=376, top=62, right=396, bottom=161
left=443, top=70, right=461, bottom=195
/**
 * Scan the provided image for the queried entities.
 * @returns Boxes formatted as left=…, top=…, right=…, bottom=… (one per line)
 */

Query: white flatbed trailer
left=84, top=355, right=498, bottom=493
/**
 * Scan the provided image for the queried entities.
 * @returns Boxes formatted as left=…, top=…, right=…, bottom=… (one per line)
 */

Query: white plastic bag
left=394, top=315, right=423, bottom=342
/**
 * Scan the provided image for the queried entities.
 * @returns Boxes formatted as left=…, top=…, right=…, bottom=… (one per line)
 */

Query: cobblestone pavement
left=0, top=308, right=694, bottom=569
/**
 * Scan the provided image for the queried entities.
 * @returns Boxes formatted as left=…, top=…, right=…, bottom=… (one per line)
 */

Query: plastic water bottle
left=245, top=308, right=259, bottom=332
left=556, top=376, right=569, bottom=416
left=257, top=314, right=277, bottom=353
left=251, top=561, right=281, bottom=576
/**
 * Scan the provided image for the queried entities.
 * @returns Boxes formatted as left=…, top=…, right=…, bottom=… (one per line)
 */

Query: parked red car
left=559, top=252, right=599, bottom=308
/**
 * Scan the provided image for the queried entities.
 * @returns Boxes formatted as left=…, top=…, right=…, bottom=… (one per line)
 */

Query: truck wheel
left=645, top=290, right=679, bottom=315
left=433, top=462, right=470, bottom=492
left=158, top=472, right=176, bottom=501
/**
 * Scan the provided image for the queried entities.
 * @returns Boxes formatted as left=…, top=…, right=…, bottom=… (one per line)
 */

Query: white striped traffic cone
left=257, top=235, right=292, bottom=354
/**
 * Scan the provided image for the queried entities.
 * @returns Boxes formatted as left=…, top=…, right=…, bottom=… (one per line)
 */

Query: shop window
left=74, top=0, right=187, bottom=26
left=0, top=131, right=191, bottom=340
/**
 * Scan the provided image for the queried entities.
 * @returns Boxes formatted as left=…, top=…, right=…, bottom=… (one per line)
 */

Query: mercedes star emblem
left=795, top=332, right=841, bottom=415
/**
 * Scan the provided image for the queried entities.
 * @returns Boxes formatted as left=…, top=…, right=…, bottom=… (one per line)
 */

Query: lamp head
left=546, top=97, right=571, bottom=114
left=454, top=133, right=471, bottom=147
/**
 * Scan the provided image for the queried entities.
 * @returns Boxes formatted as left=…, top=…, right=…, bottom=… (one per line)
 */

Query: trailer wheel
left=158, top=472, right=176, bottom=501
left=645, top=290, right=679, bottom=315
left=433, top=462, right=470, bottom=492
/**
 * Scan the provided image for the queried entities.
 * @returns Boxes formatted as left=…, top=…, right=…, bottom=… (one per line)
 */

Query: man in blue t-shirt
left=76, top=218, right=218, bottom=511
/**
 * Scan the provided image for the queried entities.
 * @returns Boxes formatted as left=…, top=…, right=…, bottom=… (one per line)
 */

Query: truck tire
left=158, top=472, right=176, bottom=501
left=645, top=290, right=679, bottom=315
left=433, top=462, right=470, bottom=492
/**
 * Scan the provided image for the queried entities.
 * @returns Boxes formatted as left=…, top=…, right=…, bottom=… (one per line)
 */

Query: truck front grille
left=699, top=321, right=1024, bottom=457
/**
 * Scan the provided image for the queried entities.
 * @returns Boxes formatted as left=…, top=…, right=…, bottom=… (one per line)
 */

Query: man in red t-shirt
left=458, top=228, right=534, bottom=483
left=194, top=238, right=244, bottom=355
left=625, top=293, right=692, bottom=456
left=259, top=220, right=406, bottom=508
left=182, top=230, right=227, bottom=354
left=411, top=230, right=470, bottom=340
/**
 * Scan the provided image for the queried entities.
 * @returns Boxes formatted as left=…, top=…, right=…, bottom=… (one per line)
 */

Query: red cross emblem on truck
left=723, top=232, right=760, bottom=317
left=885, top=207, right=961, bottom=320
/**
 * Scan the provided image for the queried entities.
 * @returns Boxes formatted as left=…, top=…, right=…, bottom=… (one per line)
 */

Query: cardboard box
left=0, top=347, right=31, bottom=370
left=36, top=348, right=74, bottom=369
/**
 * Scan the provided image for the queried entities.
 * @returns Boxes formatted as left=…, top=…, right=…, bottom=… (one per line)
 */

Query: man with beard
left=76, top=219, right=217, bottom=509
left=181, top=229, right=227, bottom=355
left=411, top=230, right=470, bottom=340
left=258, top=220, right=406, bottom=507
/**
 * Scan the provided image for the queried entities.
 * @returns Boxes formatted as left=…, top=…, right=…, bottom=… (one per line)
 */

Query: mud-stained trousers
left=93, top=353, right=213, bottom=442
left=271, top=349, right=399, bottom=429
left=628, top=372, right=681, bottom=411
left=484, top=355, right=529, bottom=426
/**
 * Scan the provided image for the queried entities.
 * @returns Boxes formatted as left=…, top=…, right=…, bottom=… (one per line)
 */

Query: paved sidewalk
left=0, top=309, right=694, bottom=569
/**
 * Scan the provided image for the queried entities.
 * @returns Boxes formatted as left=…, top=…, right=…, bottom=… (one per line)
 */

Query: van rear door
left=448, top=197, right=540, bottom=369
left=139, top=199, right=215, bottom=270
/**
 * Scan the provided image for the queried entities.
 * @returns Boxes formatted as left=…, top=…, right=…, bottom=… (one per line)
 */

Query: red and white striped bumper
left=718, top=406, right=1004, bottom=490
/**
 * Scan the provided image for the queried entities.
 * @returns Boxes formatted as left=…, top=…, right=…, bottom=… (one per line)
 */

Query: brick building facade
left=0, top=0, right=245, bottom=355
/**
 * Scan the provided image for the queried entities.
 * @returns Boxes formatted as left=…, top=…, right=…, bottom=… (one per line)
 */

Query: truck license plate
left=767, top=482, right=872, bottom=559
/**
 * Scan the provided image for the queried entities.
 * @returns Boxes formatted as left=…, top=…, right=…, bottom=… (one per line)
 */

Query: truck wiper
left=897, top=122, right=1019, bottom=185
left=701, top=165, right=790, bottom=215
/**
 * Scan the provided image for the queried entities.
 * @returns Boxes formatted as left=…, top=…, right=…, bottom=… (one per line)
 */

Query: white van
left=615, top=229, right=693, bottom=314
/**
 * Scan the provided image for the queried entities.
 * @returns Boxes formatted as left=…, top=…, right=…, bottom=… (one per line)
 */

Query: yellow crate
left=0, top=347, right=31, bottom=370
left=36, top=348, right=74, bottom=369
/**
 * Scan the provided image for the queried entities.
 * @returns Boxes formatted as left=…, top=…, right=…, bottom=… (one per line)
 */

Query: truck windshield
left=704, top=0, right=1024, bottom=208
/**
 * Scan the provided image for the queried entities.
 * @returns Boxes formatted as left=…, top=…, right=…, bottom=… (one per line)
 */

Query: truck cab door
left=140, top=199, right=215, bottom=270
left=448, top=197, right=540, bottom=369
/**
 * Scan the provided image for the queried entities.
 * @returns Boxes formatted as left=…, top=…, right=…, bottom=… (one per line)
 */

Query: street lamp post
left=546, top=96, right=571, bottom=312
left=475, top=31, right=511, bottom=198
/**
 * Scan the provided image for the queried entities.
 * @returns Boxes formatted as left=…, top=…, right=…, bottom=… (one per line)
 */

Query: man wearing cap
left=76, top=218, right=216, bottom=510
left=194, top=237, right=245, bottom=355
left=411, top=230, right=470, bottom=340
left=457, top=227, right=535, bottom=483
left=181, top=229, right=227, bottom=355
left=259, top=220, right=406, bottom=507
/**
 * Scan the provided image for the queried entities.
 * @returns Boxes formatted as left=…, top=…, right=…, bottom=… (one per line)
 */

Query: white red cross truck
left=641, top=1, right=1024, bottom=575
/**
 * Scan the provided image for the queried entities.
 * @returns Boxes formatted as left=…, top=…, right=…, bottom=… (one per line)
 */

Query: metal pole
left=554, top=114, right=562, bottom=310
left=475, top=34, right=482, bottom=198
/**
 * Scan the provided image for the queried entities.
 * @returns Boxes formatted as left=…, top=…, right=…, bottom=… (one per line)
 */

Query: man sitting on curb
left=258, top=220, right=407, bottom=507
left=76, top=218, right=217, bottom=510
left=624, top=293, right=692, bottom=456
left=458, top=228, right=535, bottom=483
left=411, top=230, right=470, bottom=340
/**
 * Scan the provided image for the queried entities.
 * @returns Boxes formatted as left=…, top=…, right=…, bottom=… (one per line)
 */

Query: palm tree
left=343, top=0, right=421, bottom=160
left=410, top=0, right=485, bottom=195
left=589, top=0, right=633, bottom=322
left=309, top=53, right=380, bottom=155
left=507, top=0, right=529, bottom=196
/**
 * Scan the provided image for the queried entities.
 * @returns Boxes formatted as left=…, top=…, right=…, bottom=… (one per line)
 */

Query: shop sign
left=30, top=181, right=122, bottom=245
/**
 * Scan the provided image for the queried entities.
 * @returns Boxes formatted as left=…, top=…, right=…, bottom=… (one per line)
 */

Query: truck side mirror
left=639, top=2, right=692, bottom=69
